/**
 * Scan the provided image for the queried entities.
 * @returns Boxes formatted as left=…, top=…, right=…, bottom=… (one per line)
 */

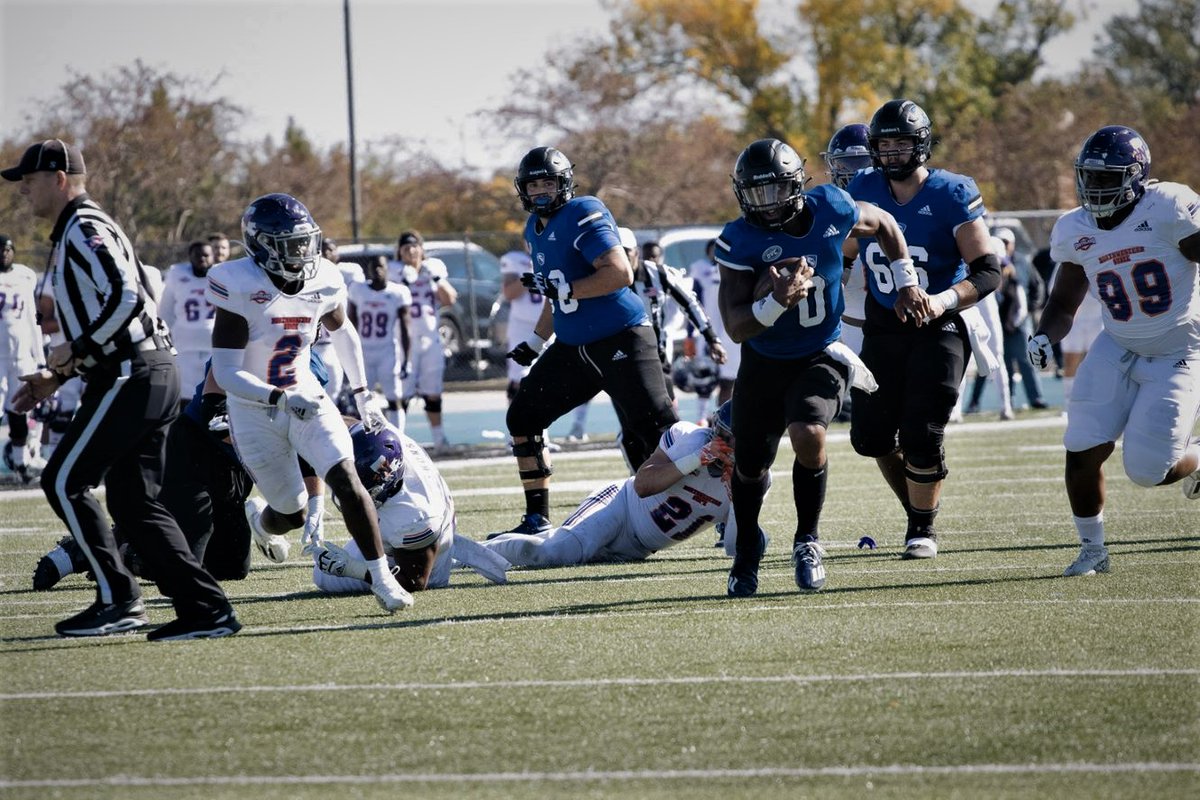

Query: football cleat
left=245, top=497, right=290, bottom=563
left=487, top=513, right=551, bottom=541
left=727, top=563, right=759, bottom=598
left=1182, top=469, right=1200, bottom=500
left=902, top=535, right=938, bottom=560
left=371, top=574, right=415, bottom=613
left=147, top=610, right=242, bottom=642
left=32, top=535, right=90, bottom=591
left=1063, top=544, right=1110, bottom=577
left=55, top=599, right=148, bottom=637
left=793, top=541, right=827, bottom=592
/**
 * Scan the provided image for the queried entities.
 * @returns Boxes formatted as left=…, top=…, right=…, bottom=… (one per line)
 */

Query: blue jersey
left=847, top=167, right=985, bottom=308
left=715, top=183, right=860, bottom=358
left=524, top=196, right=647, bottom=346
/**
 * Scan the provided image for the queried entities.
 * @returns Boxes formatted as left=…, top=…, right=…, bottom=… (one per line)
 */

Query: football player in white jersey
left=159, top=240, right=216, bottom=394
left=308, top=422, right=509, bottom=593
left=35, top=275, right=81, bottom=460
left=348, top=255, right=411, bottom=430
left=499, top=248, right=545, bottom=401
left=206, top=192, right=413, bottom=613
left=1028, top=126, right=1200, bottom=577
left=392, top=231, right=457, bottom=450
left=0, top=234, right=44, bottom=481
left=483, top=402, right=764, bottom=567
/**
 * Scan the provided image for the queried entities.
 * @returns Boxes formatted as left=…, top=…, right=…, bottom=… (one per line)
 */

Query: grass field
left=2, top=416, right=1197, bottom=799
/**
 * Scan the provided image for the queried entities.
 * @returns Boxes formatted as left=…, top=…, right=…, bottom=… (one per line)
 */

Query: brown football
left=754, top=257, right=805, bottom=299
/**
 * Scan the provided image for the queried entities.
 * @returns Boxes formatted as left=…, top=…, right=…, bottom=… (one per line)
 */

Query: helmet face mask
left=1074, top=126, right=1150, bottom=221
left=241, top=193, right=322, bottom=283
left=732, top=138, right=806, bottom=230
left=868, top=99, right=932, bottom=181
left=821, top=123, right=872, bottom=189
left=350, top=425, right=405, bottom=507
left=515, top=147, right=576, bottom=217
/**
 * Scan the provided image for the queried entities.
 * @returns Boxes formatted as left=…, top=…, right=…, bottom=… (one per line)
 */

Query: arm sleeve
left=209, top=347, right=276, bottom=405
left=328, top=319, right=368, bottom=391
left=661, top=266, right=713, bottom=337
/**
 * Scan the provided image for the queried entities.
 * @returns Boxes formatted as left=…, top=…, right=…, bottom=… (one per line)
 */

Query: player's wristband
left=351, top=386, right=368, bottom=396
left=751, top=293, right=787, bottom=327
left=702, top=328, right=718, bottom=346
left=933, top=288, right=960, bottom=311
left=525, top=332, right=549, bottom=354
left=891, top=258, right=919, bottom=290
left=672, top=452, right=702, bottom=475
left=268, top=388, right=284, bottom=407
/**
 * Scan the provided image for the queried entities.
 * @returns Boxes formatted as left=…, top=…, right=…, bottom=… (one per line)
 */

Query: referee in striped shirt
left=4, top=139, right=240, bottom=640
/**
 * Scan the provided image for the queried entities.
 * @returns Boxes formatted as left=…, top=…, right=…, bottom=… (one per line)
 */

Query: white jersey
left=159, top=262, right=215, bottom=353
left=0, top=264, right=42, bottom=365
left=1049, top=181, right=1200, bottom=357
left=347, top=281, right=411, bottom=352
left=339, top=261, right=364, bottom=288
left=499, top=250, right=544, bottom=330
left=390, top=257, right=448, bottom=338
left=375, top=431, right=456, bottom=586
left=625, top=422, right=730, bottom=551
left=205, top=256, right=345, bottom=402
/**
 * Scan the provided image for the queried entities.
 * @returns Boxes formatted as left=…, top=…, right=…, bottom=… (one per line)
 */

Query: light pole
left=343, top=0, right=361, bottom=241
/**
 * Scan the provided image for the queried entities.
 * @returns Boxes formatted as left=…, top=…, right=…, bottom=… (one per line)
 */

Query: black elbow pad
left=965, top=253, right=1001, bottom=299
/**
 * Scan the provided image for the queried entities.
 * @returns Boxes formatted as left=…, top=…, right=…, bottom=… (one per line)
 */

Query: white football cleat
left=902, top=536, right=938, bottom=559
left=371, top=573, right=414, bottom=613
left=1182, top=469, right=1200, bottom=500
left=1063, top=544, right=1110, bottom=577
left=244, top=497, right=290, bottom=563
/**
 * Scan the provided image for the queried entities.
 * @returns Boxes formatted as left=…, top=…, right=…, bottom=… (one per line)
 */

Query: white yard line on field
left=2, top=667, right=1198, bottom=702
left=0, top=761, right=1196, bottom=789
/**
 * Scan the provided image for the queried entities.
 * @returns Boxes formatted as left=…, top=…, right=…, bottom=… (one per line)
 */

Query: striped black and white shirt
left=47, top=194, right=160, bottom=367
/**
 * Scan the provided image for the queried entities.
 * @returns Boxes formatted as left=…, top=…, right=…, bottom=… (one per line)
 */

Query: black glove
left=507, top=342, right=540, bottom=366
left=520, top=272, right=569, bottom=300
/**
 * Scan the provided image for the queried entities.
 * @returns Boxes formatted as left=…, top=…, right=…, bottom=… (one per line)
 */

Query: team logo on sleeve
left=1074, top=236, right=1097, bottom=252
left=250, top=289, right=273, bottom=304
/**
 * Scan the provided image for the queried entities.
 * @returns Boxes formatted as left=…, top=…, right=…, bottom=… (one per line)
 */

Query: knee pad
left=512, top=434, right=553, bottom=481
left=905, top=461, right=948, bottom=484
left=899, top=418, right=946, bottom=472
left=1121, top=443, right=1171, bottom=488
left=6, top=412, right=28, bottom=443
left=423, top=398, right=442, bottom=414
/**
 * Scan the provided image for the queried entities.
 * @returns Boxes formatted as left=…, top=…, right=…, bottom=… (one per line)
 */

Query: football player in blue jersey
left=502, top=146, right=678, bottom=536
left=844, top=99, right=1001, bottom=560
left=717, top=137, right=912, bottom=597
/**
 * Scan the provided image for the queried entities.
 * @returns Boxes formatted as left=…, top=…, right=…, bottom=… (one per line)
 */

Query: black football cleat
left=147, top=609, right=242, bottom=642
left=55, top=598, right=148, bottom=637
left=32, top=535, right=90, bottom=591
left=487, top=513, right=551, bottom=540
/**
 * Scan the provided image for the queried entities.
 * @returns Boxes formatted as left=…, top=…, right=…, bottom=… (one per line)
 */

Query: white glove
left=354, top=390, right=387, bottom=432
left=312, top=541, right=368, bottom=581
left=276, top=390, right=322, bottom=421
left=1027, top=333, right=1053, bottom=370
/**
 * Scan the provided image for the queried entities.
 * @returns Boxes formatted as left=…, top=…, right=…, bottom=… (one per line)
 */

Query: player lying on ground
left=482, top=402, right=768, bottom=568
left=307, top=422, right=510, bottom=592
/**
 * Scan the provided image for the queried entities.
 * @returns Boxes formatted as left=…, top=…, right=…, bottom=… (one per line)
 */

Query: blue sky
left=1, top=0, right=1121, bottom=174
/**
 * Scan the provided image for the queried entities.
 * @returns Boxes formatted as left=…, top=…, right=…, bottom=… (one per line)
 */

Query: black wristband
left=268, top=388, right=284, bottom=406
left=351, top=386, right=367, bottom=396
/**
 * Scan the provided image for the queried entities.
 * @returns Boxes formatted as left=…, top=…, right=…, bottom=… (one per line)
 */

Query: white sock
left=365, top=556, right=392, bottom=586
left=386, top=405, right=405, bottom=432
left=1073, top=512, right=1105, bottom=547
left=48, top=544, right=76, bottom=577
left=10, top=444, right=26, bottom=467
left=696, top=396, right=711, bottom=420
left=304, top=494, right=325, bottom=542
left=431, top=424, right=446, bottom=445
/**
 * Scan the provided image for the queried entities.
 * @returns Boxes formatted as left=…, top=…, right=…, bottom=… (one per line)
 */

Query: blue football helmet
left=350, top=424, right=405, bottom=507
left=709, top=400, right=733, bottom=440
left=515, top=146, right=576, bottom=216
left=868, top=99, right=932, bottom=180
left=732, top=138, right=807, bottom=230
left=821, top=123, right=872, bottom=189
left=1074, top=126, right=1151, bottom=221
left=241, top=193, right=322, bottom=282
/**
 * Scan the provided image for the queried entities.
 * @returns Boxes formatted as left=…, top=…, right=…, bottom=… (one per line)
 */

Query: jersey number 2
left=268, top=334, right=303, bottom=387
